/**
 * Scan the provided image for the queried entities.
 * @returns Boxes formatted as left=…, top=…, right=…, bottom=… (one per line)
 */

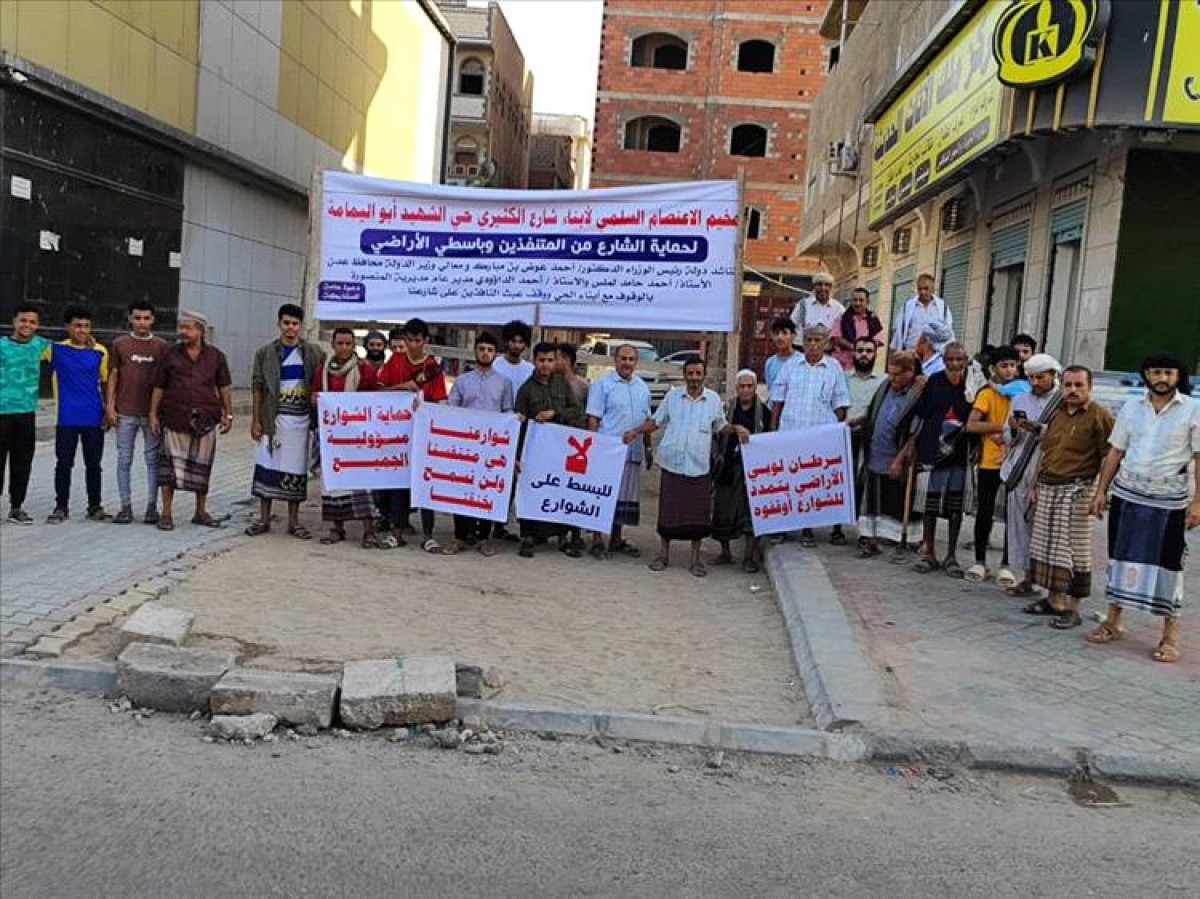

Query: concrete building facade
left=801, top=0, right=1198, bottom=372
left=528, top=113, right=591, bottom=190
left=1, top=0, right=453, bottom=382
left=591, top=0, right=831, bottom=372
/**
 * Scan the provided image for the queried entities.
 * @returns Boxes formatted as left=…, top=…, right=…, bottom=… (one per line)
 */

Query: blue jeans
left=55, top=425, right=105, bottom=510
left=116, top=414, right=161, bottom=509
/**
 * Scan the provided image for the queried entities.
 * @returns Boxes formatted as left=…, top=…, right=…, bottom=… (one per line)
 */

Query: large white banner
left=742, top=425, right=856, bottom=535
left=316, top=172, right=738, bottom=330
left=409, top=404, right=520, bottom=522
left=514, top=422, right=627, bottom=532
left=317, top=392, right=416, bottom=490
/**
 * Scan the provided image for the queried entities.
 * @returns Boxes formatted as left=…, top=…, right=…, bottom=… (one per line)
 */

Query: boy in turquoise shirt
left=0, top=304, right=50, bottom=523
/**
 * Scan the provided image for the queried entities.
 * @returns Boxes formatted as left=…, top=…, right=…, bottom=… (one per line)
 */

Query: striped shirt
left=769, top=354, right=850, bottom=431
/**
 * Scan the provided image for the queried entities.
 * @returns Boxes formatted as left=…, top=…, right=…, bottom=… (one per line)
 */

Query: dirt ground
left=69, top=470, right=808, bottom=726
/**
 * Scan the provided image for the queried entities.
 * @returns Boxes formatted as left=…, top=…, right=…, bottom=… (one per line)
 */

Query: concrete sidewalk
left=768, top=532, right=1199, bottom=783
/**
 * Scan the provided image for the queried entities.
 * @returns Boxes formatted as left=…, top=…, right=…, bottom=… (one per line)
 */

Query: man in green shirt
left=0, top=304, right=50, bottom=524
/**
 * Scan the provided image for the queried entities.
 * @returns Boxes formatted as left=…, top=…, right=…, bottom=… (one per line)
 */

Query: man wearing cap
left=915, top=320, right=953, bottom=378
left=148, top=310, right=233, bottom=531
left=891, top=273, right=954, bottom=352
left=790, top=272, right=845, bottom=337
left=999, top=354, right=1061, bottom=595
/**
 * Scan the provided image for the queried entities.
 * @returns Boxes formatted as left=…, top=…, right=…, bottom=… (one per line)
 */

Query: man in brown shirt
left=148, top=310, right=233, bottom=531
left=1025, top=366, right=1115, bottom=629
left=105, top=301, right=171, bottom=525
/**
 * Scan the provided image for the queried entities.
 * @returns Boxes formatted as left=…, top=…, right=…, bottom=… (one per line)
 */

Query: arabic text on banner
left=514, top=422, right=627, bottom=532
left=316, top=173, right=738, bottom=331
left=409, top=404, right=520, bottom=523
left=317, top=392, right=416, bottom=490
left=741, top=424, right=856, bottom=535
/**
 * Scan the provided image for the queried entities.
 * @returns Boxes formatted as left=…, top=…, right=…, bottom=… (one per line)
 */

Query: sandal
left=360, top=534, right=381, bottom=549
left=589, top=542, right=608, bottom=560
left=689, top=562, right=708, bottom=578
left=245, top=520, right=270, bottom=536
left=442, top=540, right=463, bottom=556
left=422, top=537, right=443, bottom=554
left=741, top=559, right=760, bottom=574
left=46, top=509, right=68, bottom=524
left=648, top=556, right=668, bottom=572
left=320, top=529, right=346, bottom=545
left=1023, top=598, right=1060, bottom=615
left=609, top=539, right=641, bottom=558
left=1049, top=610, right=1083, bottom=629
left=518, top=538, right=534, bottom=558
left=964, top=564, right=989, bottom=583
left=1005, top=583, right=1040, bottom=598
left=911, top=555, right=940, bottom=574
left=996, top=567, right=1018, bottom=588
left=1086, top=622, right=1123, bottom=644
left=376, top=534, right=401, bottom=549
left=288, top=525, right=313, bottom=540
left=830, top=529, right=847, bottom=546
left=798, top=532, right=817, bottom=548
left=1152, top=641, right=1180, bottom=663
left=942, top=559, right=965, bottom=579
left=477, top=540, right=497, bottom=558
left=191, top=513, right=224, bottom=529
left=156, top=515, right=175, bottom=532
left=558, top=541, right=583, bottom=558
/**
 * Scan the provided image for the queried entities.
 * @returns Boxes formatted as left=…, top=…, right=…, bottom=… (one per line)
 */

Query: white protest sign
left=742, top=424, right=856, bottom=535
left=316, top=172, right=737, bottom=330
left=409, top=404, right=520, bottom=522
left=515, top=422, right=627, bottom=532
left=317, top=392, right=416, bottom=490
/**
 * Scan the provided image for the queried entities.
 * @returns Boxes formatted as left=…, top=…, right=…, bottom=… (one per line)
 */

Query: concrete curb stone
left=210, top=668, right=340, bottom=728
left=115, top=643, right=236, bottom=713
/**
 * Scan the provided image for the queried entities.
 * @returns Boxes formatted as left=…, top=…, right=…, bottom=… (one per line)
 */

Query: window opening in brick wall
left=744, top=207, right=762, bottom=239
left=631, top=33, right=688, bottom=70
left=828, top=44, right=841, bottom=71
left=624, top=116, right=682, bottom=153
left=737, top=40, right=775, bottom=73
left=730, top=124, right=767, bottom=157
left=458, top=58, right=485, bottom=95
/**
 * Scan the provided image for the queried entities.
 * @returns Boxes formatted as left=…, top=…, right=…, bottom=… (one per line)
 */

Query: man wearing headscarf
left=915, top=319, right=953, bottom=378
left=148, top=310, right=233, bottom=531
left=1000, top=354, right=1061, bottom=596
left=711, top=369, right=771, bottom=572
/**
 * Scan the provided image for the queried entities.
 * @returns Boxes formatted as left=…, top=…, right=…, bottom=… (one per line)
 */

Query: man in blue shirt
left=43, top=306, right=110, bottom=523
left=0, top=304, right=50, bottom=523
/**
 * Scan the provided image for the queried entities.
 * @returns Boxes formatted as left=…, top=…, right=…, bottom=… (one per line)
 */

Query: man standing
left=711, top=370, right=771, bottom=572
left=379, top=317, right=448, bottom=553
left=105, top=301, right=170, bottom=525
left=446, top=331, right=514, bottom=557
left=634, top=359, right=743, bottom=577
left=1, top=305, right=49, bottom=524
left=556, top=343, right=590, bottom=408
left=998, top=354, right=1061, bottom=594
left=585, top=343, right=653, bottom=560
left=1025, top=366, right=1114, bottom=630
left=791, top=272, right=844, bottom=336
left=514, top=341, right=584, bottom=559
left=845, top=337, right=885, bottom=434
left=911, top=343, right=972, bottom=575
left=856, top=353, right=923, bottom=556
left=914, top=320, right=953, bottom=378
left=769, top=324, right=851, bottom=547
left=246, top=303, right=324, bottom=540
left=311, top=328, right=379, bottom=548
left=1087, top=355, right=1198, bottom=662
left=44, top=307, right=109, bottom=523
left=362, top=330, right=389, bottom=374
left=763, top=316, right=797, bottom=394
left=493, top=319, right=534, bottom=398
left=148, top=311, right=233, bottom=530
left=890, top=273, right=954, bottom=352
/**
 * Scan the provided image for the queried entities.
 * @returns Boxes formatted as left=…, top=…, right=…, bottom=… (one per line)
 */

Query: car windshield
left=637, top=348, right=657, bottom=361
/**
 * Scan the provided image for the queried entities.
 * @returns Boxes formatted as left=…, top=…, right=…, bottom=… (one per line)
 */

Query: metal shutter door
left=939, top=243, right=971, bottom=334
left=990, top=221, right=1029, bottom=268
left=1051, top=201, right=1086, bottom=243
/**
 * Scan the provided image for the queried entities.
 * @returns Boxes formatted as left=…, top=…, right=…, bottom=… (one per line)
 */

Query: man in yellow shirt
left=964, top=345, right=1019, bottom=582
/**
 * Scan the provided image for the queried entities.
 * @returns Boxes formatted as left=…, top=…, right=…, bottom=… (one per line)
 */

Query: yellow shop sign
left=993, top=0, right=1111, bottom=88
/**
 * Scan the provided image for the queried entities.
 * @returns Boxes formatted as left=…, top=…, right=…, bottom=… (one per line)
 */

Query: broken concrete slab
left=339, top=656, right=455, bottom=730
left=115, top=643, right=235, bottom=713
left=117, top=605, right=195, bottom=650
left=208, top=713, right=278, bottom=741
left=210, top=668, right=339, bottom=729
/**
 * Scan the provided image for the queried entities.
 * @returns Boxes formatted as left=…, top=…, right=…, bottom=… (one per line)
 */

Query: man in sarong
left=1087, top=355, right=1198, bottom=663
left=998, top=354, right=1060, bottom=595
left=1026, top=366, right=1114, bottom=629
left=634, top=359, right=745, bottom=578
left=246, top=303, right=324, bottom=540
left=711, top=370, right=771, bottom=572
left=148, top=311, right=233, bottom=531
left=585, top=344, right=653, bottom=560
left=856, top=352, right=923, bottom=557
left=311, top=328, right=379, bottom=548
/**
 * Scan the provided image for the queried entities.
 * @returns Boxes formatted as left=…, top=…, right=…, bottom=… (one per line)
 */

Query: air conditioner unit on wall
left=826, top=141, right=858, bottom=176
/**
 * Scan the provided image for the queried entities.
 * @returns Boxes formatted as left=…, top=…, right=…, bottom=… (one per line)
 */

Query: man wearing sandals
left=769, top=324, right=851, bottom=548
left=446, top=331, right=514, bottom=557
left=312, top=328, right=380, bottom=549
left=1025, top=366, right=1113, bottom=630
left=1087, top=355, right=1198, bottom=663
left=247, top=304, right=324, bottom=541
left=148, top=311, right=233, bottom=531
left=585, top=343, right=653, bottom=561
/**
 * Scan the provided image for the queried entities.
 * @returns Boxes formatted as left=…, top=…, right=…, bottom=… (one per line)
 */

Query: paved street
left=2, top=686, right=1198, bottom=899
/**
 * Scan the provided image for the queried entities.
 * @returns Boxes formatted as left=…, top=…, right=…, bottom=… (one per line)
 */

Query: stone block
left=118, top=605, right=195, bottom=650
left=208, top=713, right=278, bottom=741
left=211, top=668, right=339, bottom=728
left=339, top=657, right=455, bottom=730
left=455, top=663, right=484, bottom=698
left=116, top=643, right=235, bottom=713
left=25, top=636, right=73, bottom=659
